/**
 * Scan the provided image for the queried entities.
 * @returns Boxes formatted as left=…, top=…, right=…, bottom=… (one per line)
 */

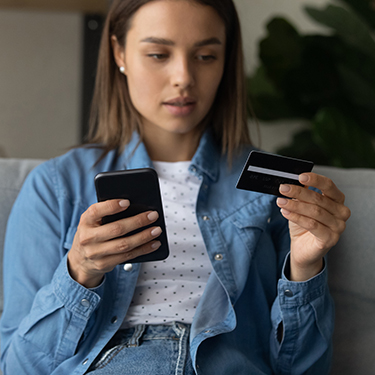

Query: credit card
left=236, top=150, right=314, bottom=197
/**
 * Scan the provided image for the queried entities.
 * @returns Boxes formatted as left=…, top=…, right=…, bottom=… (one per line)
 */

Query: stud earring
left=119, top=66, right=125, bottom=74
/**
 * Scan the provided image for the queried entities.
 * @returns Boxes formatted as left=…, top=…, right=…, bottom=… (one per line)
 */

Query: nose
left=171, top=55, right=195, bottom=90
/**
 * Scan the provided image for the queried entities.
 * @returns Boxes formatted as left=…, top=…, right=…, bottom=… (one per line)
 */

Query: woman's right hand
left=67, top=199, right=162, bottom=288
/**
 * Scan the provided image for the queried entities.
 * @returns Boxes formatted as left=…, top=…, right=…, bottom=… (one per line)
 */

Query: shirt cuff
left=278, top=253, right=327, bottom=306
left=52, top=253, right=103, bottom=319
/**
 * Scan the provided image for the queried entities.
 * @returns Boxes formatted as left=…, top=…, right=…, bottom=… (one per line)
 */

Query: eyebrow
left=140, top=37, right=222, bottom=47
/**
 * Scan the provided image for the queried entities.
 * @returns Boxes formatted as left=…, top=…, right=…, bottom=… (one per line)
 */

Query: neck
left=141, top=128, right=203, bottom=162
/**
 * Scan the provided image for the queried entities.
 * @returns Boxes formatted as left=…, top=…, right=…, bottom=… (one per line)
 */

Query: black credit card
left=236, top=150, right=314, bottom=197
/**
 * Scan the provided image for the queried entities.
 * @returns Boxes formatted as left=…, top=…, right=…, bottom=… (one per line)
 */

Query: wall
left=0, top=9, right=82, bottom=159
left=0, top=1, right=331, bottom=159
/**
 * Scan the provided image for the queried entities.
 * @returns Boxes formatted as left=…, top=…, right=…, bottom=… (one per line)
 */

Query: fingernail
left=299, top=174, right=309, bottom=183
left=151, top=241, right=161, bottom=249
left=281, top=208, right=291, bottom=216
left=147, top=211, right=159, bottom=221
left=119, top=200, right=130, bottom=208
left=151, top=227, right=162, bottom=237
left=279, top=185, right=291, bottom=193
left=277, top=198, right=288, bottom=206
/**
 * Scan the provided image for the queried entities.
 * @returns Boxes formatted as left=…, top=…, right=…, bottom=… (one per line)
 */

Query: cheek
left=127, top=69, right=162, bottom=109
left=202, top=68, right=224, bottom=103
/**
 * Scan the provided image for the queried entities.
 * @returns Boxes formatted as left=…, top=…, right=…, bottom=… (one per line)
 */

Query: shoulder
left=25, top=146, right=118, bottom=205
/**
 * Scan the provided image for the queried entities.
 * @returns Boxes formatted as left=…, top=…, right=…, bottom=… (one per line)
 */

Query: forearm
left=270, top=255, right=334, bottom=374
left=1, top=255, right=103, bottom=374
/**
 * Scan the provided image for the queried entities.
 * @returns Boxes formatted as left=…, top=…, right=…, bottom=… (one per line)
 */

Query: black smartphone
left=94, top=168, right=169, bottom=263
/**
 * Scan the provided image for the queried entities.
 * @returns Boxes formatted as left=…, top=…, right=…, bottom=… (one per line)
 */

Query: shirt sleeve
left=270, top=253, right=334, bottom=374
left=0, top=162, right=103, bottom=374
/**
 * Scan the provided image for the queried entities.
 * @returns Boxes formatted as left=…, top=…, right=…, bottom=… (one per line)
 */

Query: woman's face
left=114, top=0, right=226, bottom=140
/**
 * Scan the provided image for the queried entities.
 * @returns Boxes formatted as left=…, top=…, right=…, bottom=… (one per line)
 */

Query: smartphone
left=94, top=168, right=169, bottom=263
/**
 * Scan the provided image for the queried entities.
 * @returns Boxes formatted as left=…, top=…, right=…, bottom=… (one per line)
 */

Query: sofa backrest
left=313, top=165, right=375, bottom=373
left=0, top=159, right=374, bottom=373
left=0, top=158, right=44, bottom=314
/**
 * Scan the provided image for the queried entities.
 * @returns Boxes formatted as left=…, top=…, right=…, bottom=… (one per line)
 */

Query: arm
left=0, top=161, right=163, bottom=374
left=270, top=173, right=350, bottom=374
left=0, top=163, right=102, bottom=374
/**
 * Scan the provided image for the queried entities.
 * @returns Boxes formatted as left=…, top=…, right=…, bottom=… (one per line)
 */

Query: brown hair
left=88, top=0, right=251, bottom=161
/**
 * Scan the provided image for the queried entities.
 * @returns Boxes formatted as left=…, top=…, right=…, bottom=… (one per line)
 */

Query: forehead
left=127, top=0, right=226, bottom=44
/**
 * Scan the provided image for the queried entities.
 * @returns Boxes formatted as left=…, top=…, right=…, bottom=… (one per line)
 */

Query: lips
left=163, top=97, right=197, bottom=116
left=163, top=97, right=196, bottom=106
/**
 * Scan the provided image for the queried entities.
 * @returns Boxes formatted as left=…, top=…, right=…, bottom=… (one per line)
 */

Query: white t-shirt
left=122, top=161, right=213, bottom=327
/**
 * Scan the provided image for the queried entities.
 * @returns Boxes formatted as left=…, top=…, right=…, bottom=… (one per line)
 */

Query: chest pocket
left=63, top=203, right=87, bottom=250
left=229, top=204, right=272, bottom=258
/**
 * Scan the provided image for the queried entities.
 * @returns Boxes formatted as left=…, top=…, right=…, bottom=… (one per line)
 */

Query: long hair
left=88, top=0, right=251, bottom=162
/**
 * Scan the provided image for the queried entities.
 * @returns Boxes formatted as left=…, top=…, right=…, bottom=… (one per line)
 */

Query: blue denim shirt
left=0, top=132, right=333, bottom=374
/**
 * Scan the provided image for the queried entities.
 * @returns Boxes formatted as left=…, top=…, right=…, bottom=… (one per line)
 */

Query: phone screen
left=94, top=168, right=169, bottom=263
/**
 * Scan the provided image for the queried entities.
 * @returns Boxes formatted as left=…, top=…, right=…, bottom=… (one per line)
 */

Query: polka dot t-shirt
left=122, top=161, right=213, bottom=327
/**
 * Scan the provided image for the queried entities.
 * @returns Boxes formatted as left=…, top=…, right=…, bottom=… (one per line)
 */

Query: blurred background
left=0, top=0, right=374, bottom=167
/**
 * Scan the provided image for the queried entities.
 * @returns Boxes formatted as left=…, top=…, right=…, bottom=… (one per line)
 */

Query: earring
left=119, top=66, right=125, bottom=74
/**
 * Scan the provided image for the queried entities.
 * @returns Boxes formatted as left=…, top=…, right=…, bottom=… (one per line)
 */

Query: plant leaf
left=337, top=64, right=375, bottom=136
left=259, top=18, right=302, bottom=87
left=338, top=0, right=375, bottom=30
left=305, top=4, right=375, bottom=61
left=312, top=107, right=375, bottom=168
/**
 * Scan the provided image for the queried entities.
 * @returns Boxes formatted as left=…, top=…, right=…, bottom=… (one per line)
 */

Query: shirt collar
left=119, top=130, right=221, bottom=183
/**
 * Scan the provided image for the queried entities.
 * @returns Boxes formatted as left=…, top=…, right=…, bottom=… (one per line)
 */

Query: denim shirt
left=0, top=132, right=334, bottom=375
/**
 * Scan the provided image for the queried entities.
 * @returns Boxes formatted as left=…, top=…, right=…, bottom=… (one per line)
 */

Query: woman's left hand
left=276, top=172, right=351, bottom=281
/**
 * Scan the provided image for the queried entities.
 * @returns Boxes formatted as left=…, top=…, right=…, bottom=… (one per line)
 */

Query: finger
left=83, top=199, right=130, bottom=226
left=280, top=209, right=341, bottom=250
left=85, top=240, right=162, bottom=274
left=299, top=173, right=345, bottom=204
left=279, top=184, right=350, bottom=221
left=80, top=224, right=162, bottom=261
left=276, top=198, right=347, bottom=234
left=82, top=210, right=160, bottom=244
left=101, top=226, right=162, bottom=257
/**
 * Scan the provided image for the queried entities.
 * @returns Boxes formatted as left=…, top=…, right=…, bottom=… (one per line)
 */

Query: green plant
left=247, top=0, right=375, bottom=168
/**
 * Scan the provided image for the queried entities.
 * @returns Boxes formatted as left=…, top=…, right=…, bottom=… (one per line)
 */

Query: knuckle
left=118, top=238, right=131, bottom=252
left=325, top=178, right=335, bottom=191
left=305, top=218, right=318, bottom=231
left=78, top=229, right=94, bottom=247
left=311, top=205, right=323, bottom=218
left=109, top=222, right=124, bottom=238
left=342, top=206, right=351, bottom=221
left=86, top=204, right=99, bottom=219
left=135, top=214, right=146, bottom=228
left=311, top=192, right=324, bottom=205
left=336, top=220, right=346, bottom=234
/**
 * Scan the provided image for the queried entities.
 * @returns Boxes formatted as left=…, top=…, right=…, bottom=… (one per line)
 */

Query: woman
left=0, top=0, right=350, bottom=374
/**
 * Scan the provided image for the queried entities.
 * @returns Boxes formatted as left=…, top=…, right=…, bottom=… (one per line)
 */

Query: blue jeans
left=86, top=322, right=195, bottom=375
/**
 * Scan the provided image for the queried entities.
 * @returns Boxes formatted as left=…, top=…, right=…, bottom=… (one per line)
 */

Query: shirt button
left=82, top=358, right=89, bottom=365
left=267, top=217, right=271, bottom=223
left=111, top=316, right=118, bottom=324
left=123, top=263, right=133, bottom=272
left=214, top=254, right=223, bottom=261
left=202, top=215, right=210, bottom=221
left=284, top=289, right=294, bottom=297
left=81, top=299, right=90, bottom=308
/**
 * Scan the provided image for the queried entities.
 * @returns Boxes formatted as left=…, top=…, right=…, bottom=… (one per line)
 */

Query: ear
left=111, top=35, right=127, bottom=74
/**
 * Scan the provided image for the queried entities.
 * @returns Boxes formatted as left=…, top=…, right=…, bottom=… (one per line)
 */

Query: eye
left=197, top=55, right=217, bottom=62
left=147, top=53, right=168, bottom=61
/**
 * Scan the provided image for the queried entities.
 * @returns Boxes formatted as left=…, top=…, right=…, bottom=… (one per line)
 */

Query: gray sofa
left=0, top=158, right=374, bottom=374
